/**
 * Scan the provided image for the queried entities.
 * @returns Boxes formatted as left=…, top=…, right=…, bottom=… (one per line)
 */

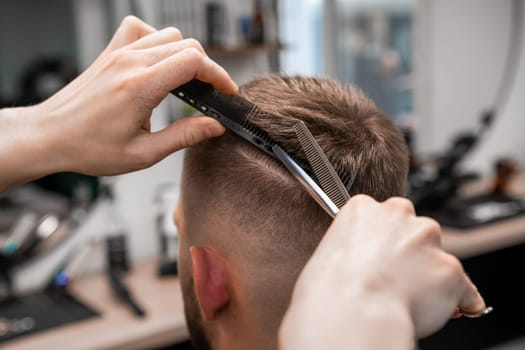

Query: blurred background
left=0, top=0, right=524, bottom=349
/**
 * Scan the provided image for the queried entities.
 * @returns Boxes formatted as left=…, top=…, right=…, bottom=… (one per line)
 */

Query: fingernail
left=462, top=306, right=494, bottom=318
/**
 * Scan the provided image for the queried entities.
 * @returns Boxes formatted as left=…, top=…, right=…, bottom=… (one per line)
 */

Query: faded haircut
left=183, top=75, right=408, bottom=249
left=180, top=75, right=409, bottom=348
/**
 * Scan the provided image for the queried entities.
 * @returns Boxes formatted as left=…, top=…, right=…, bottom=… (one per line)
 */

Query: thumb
left=144, top=116, right=226, bottom=160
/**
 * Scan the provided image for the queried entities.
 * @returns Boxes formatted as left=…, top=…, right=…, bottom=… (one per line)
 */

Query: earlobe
left=190, top=246, right=230, bottom=321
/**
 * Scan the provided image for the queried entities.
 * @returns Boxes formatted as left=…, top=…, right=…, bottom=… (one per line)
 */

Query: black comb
left=171, top=79, right=339, bottom=218
left=171, top=79, right=276, bottom=157
left=172, top=80, right=317, bottom=175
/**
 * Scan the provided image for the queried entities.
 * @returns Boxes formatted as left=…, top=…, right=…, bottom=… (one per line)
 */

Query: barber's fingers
left=64, top=16, right=155, bottom=95
left=126, top=26, right=183, bottom=50
left=335, top=194, right=379, bottom=226
left=106, top=16, right=156, bottom=52
left=383, top=196, right=416, bottom=216
left=442, top=253, right=486, bottom=318
left=410, top=216, right=442, bottom=248
left=457, top=274, right=486, bottom=317
left=137, top=116, right=225, bottom=164
left=148, top=47, right=238, bottom=94
left=138, top=39, right=206, bottom=66
left=451, top=309, right=463, bottom=319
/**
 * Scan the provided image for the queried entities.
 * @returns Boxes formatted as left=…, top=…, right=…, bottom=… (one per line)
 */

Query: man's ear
left=190, top=246, right=230, bottom=321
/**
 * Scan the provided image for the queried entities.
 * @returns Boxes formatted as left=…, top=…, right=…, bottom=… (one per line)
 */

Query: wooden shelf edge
left=205, top=42, right=284, bottom=56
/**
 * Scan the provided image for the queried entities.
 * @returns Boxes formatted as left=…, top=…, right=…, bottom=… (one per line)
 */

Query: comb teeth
left=242, top=106, right=275, bottom=146
left=294, top=122, right=350, bottom=209
left=244, top=107, right=316, bottom=175
left=171, top=80, right=320, bottom=183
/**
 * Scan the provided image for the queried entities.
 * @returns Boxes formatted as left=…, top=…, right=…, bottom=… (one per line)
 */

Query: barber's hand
left=280, top=195, right=486, bottom=349
left=38, top=16, right=234, bottom=175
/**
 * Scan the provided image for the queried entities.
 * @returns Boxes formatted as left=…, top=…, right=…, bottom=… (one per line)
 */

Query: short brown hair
left=180, top=74, right=409, bottom=346
left=183, top=75, right=408, bottom=249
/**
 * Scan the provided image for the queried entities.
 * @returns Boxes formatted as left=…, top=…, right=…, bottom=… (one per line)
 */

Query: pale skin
left=0, top=15, right=233, bottom=192
left=279, top=195, right=486, bottom=350
left=0, top=16, right=485, bottom=349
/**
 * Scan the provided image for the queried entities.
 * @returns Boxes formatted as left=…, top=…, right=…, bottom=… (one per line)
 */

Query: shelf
left=205, top=43, right=284, bottom=56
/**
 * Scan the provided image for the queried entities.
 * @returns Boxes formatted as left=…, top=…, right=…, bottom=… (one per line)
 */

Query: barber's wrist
left=0, top=105, right=66, bottom=190
left=347, top=291, right=415, bottom=349
left=344, top=275, right=416, bottom=346
left=32, top=101, right=73, bottom=174
left=280, top=286, right=415, bottom=350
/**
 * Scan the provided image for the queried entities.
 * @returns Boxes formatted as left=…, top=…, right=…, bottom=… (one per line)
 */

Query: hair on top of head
left=240, top=75, right=409, bottom=200
left=182, top=74, right=408, bottom=253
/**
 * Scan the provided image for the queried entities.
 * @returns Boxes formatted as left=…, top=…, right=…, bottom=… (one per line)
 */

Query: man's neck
left=213, top=305, right=277, bottom=350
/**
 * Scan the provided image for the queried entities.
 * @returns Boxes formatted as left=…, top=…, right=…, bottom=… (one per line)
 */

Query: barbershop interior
left=1, top=0, right=524, bottom=349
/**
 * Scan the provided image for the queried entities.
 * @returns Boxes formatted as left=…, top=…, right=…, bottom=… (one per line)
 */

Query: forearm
left=0, top=105, right=64, bottom=191
left=279, top=291, right=415, bottom=350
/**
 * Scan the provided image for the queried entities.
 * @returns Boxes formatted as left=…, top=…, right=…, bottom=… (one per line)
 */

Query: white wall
left=415, top=0, right=525, bottom=174
left=279, top=0, right=324, bottom=75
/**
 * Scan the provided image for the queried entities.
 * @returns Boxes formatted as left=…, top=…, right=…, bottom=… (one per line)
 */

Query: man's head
left=175, top=75, right=409, bottom=350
